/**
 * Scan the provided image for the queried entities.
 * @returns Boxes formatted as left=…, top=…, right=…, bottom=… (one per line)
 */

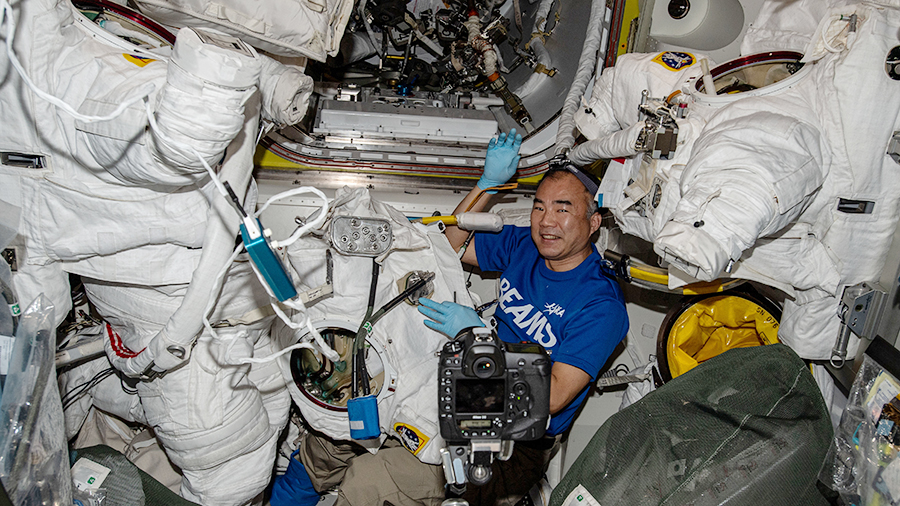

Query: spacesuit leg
left=84, top=269, right=288, bottom=506
left=177, top=329, right=292, bottom=505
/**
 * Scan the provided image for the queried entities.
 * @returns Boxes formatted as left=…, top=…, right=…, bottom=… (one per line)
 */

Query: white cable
left=281, top=298, right=340, bottom=362
left=234, top=340, right=321, bottom=365
left=821, top=14, right=849, bottom=54
left=255, top=186, right=330, bottom=248
left=245, top=187, right=336, bottom=362
left=1, top=0, right=156, bottom=124
left=201, top=243, right=339, bottom=364
left=822, top=32, right=844, bottom=54
left=201, top=245, right=338, bottom=364
left=271, top=299, right=340, bottom=362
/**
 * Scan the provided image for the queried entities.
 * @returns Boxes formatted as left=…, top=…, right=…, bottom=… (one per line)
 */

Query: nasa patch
left=652, top=52, right=695, bottom=71
left=394, top=423, right=430, bottom=455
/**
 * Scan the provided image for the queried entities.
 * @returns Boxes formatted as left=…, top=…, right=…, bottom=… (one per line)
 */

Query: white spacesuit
left=0, top=0, right=337, bottom=502
left=572, top=1, right=900, bottom=360
left=278, top=187, right=475, bottom=466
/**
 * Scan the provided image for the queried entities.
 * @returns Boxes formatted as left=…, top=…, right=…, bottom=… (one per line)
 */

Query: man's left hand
left=477, top=129, right=522, bottom=191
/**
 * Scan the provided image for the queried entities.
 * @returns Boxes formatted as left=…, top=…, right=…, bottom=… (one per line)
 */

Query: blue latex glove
left=418, top=298, right=485, bottom=338
left=477, top=128, right=523, bottom=192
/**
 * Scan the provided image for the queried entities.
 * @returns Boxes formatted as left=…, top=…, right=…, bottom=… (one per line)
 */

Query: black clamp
left=602, top=250, right=631, bottom=283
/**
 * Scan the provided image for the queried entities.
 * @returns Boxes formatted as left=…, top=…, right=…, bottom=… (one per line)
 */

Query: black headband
left=547, top=163, right=599, bottom=197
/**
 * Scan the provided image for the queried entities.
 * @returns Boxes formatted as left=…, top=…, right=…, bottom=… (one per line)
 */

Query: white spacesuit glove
left=258, top=56, right=315, bottom=127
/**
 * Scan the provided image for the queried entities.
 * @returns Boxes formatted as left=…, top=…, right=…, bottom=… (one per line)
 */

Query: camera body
left=438, top=326, right=551, bottom=442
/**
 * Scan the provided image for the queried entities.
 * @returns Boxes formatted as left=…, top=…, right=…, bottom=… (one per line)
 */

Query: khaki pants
left=299, top=430, right=560, bottom=506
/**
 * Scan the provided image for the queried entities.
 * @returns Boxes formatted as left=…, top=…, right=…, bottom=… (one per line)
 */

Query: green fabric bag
left=71, top=445, right=199, bottom=506
left=551, top=344, right=832, bottom=506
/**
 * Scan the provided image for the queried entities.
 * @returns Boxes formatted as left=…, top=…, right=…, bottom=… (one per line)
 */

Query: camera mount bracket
left=440, top=439, right=516, bottom=492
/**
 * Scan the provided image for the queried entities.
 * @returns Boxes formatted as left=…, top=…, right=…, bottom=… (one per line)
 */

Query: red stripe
left=107, top=323, right=143, bottom=358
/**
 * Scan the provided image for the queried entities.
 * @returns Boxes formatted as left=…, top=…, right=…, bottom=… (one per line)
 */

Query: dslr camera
left=437, top=326, right=551, bottom=487
left=438, top=326, right=551, bottom=441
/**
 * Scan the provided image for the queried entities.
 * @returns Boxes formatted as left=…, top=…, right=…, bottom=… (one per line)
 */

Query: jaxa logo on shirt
left=652, top=51, right=695, bottom=71
left=498, top=278, right=560, bottom=349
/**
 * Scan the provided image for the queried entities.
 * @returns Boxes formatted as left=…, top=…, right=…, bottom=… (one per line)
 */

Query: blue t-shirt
left=474, top=225, right=628, bottom=435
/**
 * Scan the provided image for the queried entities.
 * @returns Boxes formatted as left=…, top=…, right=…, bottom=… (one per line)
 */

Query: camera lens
left=472, top=357, right=496, bottom=378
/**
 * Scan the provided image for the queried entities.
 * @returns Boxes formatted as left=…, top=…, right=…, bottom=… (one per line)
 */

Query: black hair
left=539, top=165, right=601, bottom=217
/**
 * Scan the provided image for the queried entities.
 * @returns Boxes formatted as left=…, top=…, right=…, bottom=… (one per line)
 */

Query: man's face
left=530, top=172, right=602, bottom=271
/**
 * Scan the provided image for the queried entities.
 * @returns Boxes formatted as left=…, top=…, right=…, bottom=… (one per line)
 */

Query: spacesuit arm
left=75, top=28, right=261, bottom=187
left=654, top=111, right=827, bottom=281
left=567, top=64, right=646, bottom=165
left=568, top=122, right=644, bottom=165
left=146, top=29, right=261, bottom=182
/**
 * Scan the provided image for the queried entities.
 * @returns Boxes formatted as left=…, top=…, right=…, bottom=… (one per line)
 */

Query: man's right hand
left=417, top=298, right=485, bottom=338
left=477, top=129, right=523, bottom=191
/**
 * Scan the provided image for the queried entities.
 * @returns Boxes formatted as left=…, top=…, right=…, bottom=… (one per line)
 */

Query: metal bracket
left=831, top=281, right=887, bottom=368
left=532, top=63, right=557, bottom=77
left=888, top=131, right=900, bottom=164
left=634, top=90, right=680, bottom=160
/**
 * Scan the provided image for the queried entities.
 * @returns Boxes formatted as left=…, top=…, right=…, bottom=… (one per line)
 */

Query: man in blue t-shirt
left=418, top=129, right=629, bottom=504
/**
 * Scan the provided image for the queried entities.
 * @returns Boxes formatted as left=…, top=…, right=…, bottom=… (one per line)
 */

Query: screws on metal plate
left=331, top=216, right=393, bottom=256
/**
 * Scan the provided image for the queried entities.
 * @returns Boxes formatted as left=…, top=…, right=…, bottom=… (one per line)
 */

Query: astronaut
left=570, top=1, right=900, bottom=361
left=0, top=0, right=326, bottom=502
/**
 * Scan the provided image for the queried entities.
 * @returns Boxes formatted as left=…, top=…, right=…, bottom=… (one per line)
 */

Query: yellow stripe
left=123, top=54, right=155, bottom=67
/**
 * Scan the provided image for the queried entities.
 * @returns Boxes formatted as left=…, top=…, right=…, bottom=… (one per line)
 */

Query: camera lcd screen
left=460, top=420, right=492, bottom=429
left=456, top=378, right=505, bottom=414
